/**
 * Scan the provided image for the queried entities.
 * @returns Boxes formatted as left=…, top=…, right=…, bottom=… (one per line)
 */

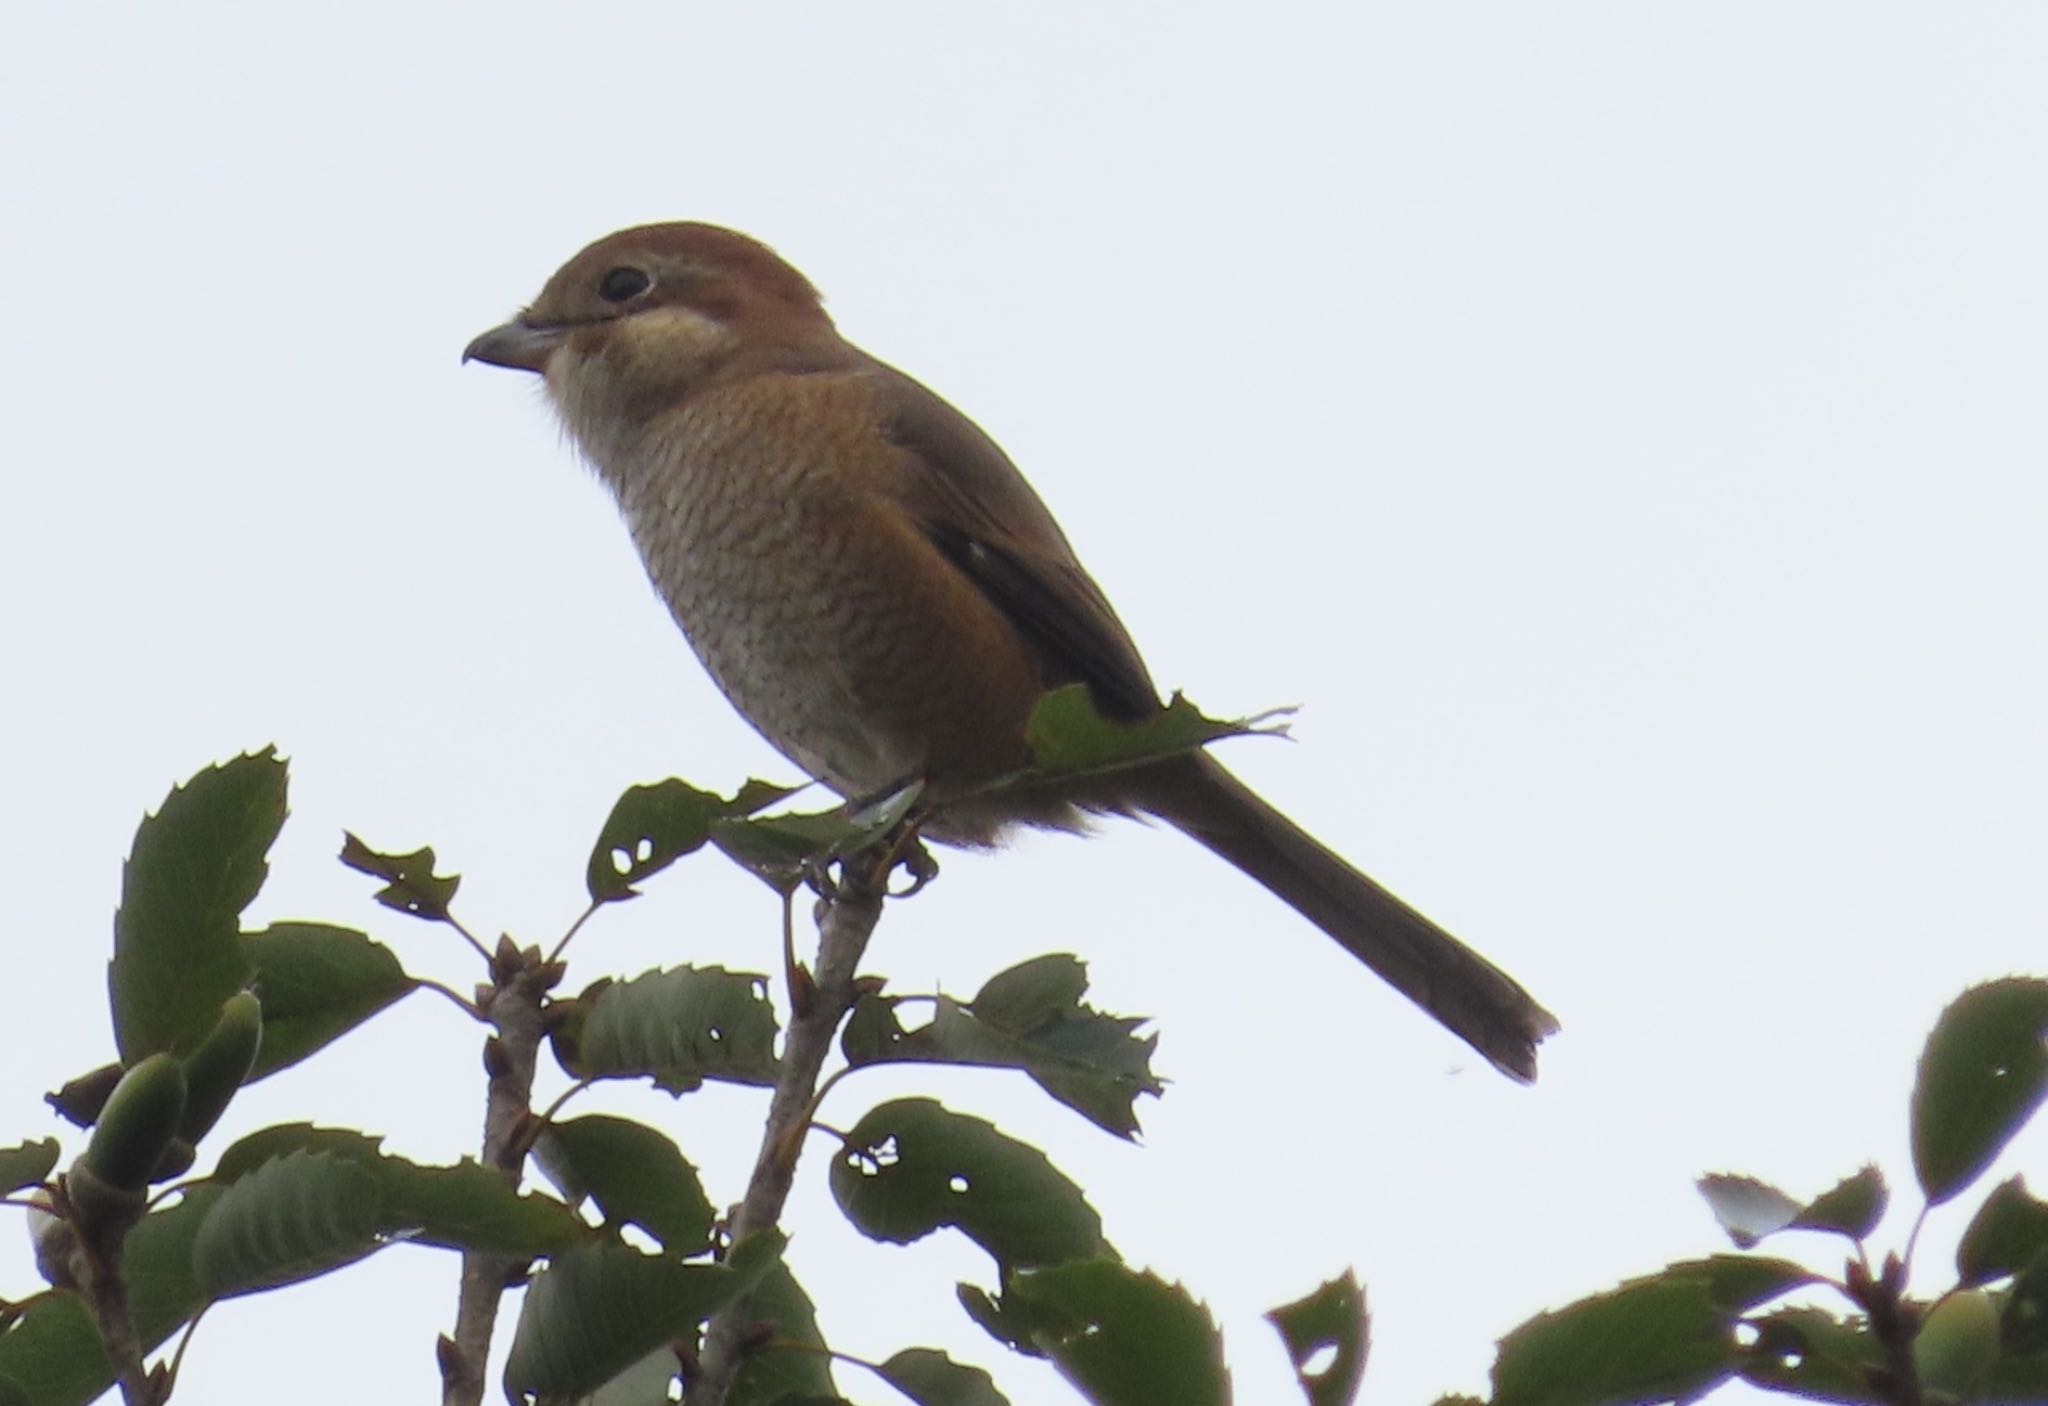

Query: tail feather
left=1137, top=753, right=1559, bottom=1082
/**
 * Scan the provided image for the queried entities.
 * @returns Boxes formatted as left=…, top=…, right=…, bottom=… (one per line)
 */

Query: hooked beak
left=462, top=318, right=565, bottom=372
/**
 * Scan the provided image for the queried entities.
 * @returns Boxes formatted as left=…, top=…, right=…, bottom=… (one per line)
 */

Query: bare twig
left=685, top=847, right=890, bottom=1406
left=438, top=938, right=557, bottom=1406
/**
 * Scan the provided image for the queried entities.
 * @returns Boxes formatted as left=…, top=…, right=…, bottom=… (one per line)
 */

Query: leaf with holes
left=1698, top=1174, right=1802, bottom=1249
left=240, top=921, right=415, bottom=1079
left=710, top=783, right=922, bottom=894
left=1739, top=1306, right=1887, bottom=1400
left=110, top=749, right=281, bottom=1061
left=1959, top=1176, right=2048, bottom=1286
left=877, top=1348, right=1010, bottom=1406
left=1266, top=1272, right=1367, bottom=1406
left=1912, top=979, right=2048, bottom=1205
left=842, top=961, right=1161, bottom=1139
left=534, top=1115, right=715, bottom=1252
left=339, top=832, right=460, bottom=922
left=192, top=1149, right=383, bottom=1299
left=1011, top=1259, right=1229, bottom=1406
left=503, top=1242, right=750, bottom=1401
left=558, top=965, right=779, bottom=1091
left=586, top=777, right=800, bottom=903
left=830, top=1098, right=1104, bottom=1270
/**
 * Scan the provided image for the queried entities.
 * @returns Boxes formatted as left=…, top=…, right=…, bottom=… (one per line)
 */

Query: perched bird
left=465, top=222, right=1559, bottom=1080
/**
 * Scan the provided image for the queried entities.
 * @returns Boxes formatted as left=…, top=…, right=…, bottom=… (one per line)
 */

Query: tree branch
left=438, top=939, right=556, bottom=1406
left=686, top=851, right=889, bottom=1405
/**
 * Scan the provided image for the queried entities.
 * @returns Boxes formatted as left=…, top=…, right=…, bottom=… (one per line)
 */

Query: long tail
left=1135, top=752, right=1559, bottom=1081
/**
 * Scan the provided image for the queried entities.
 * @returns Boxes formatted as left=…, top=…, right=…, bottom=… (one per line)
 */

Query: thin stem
left=161, top=1303, right=211, bottom=1399
left=438, top=946, right=553, bottom=1406
left=414, top=977, right=485, bottom=1019
left=442, top=915, right=495, bottom=966
left=547, top=901, right=603, bottom=963
left=685, top=846, right=891, bottom=1406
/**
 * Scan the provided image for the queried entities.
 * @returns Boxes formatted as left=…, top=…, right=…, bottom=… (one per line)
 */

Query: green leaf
left=709, top=783, right=922, bottom=895
left=1915, top=1288, right=2001, bottom=1397
left=0, top=1374, right=27, bottom=1406
left=534, top=1115, right=715, bottom=1253
left=192, top=1149, right=383, bottom=1298
left=0, top=1294, right=106, bottom=1406
left=1959, top=1176, right=2048, bottom=1287
left=877, top=1348, right=1010, bottom=1406
left=586, top=778, right=800, bottom=903
left=830, top=1098, right=1104, bottom=1270
left=109, top=749, right=281, bottom=1061
left=561, top=965, right=779, bottom=1091
left=1669, top=1255, right=1818, bottom=1312
left=0, top=1139, right=58, bottom=1194
left=1697, top=1174, right=1801, bottom=1249
left=843, top=969, right=1162, bottom=1139
left=956, top=1279, right=1050, bottom=1359
left=338, top=832, right=460, bottom=922
left=1010, top=1259, right=1229, bottom=1406
left=728, top=1259, right=838, bottom=1404
left=1266, top=1272, right=1368, bottom=1406
left=2005, top=1248, right=2048, bottom=1355
left=1740, top=1306, right=1888, bottom=1401
left=1024, top=686, right=1279, bottom=779
left=240, top=922, right=415, bottom=1079
left=1792, top=1165, right=1887, bottom=1243
left=579, top=1347, right=682, bottom=1406
left=1490, top=1269, right=1739, bottom=1406
left=0, top=1188, right=223, bottom=1406
left=44, top=1063, right=123, bottom=1129
left=215, top=1124, right=583, bottom=1256
left=503, top=1243, right=745, bottom=1401
left=1912, top=978, right=2048, bottom=1205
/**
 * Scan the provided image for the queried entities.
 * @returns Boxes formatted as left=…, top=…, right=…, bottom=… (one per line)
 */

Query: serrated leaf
left=878, top=1348, right=1010, bottom=1406
left=956, top=1280, right=1050, bottom=1359
left=1266, top=1272, right=1368, bottom=1406
left=339, top=832, right=460, bottom=921
left=215, top=1124, right=583, bottom=1256
left=534, top=1115, right=715, bottom=1252
left=729, top=1259, right=837, bottom=1404
left=192, top=1149, right=382, bottom=1298
left=1666, top=1256, right=1818, bottom=1313
left=586, top=778, right=800, bottom=903
left=971, top=956, right=1092, bottom=1032
left=1698, top=1174, right=1802, bottom=1249
left=1912, top=979, right=2048, bottom=1205
left=1739, top=1306, right=1888, bottom=1400
left=240, top=921, right=415, bottom=1078
left=709, top=783, right=922, bottom=895
left=503, top=1243, right=745, bottom=1401
left=1024, top=686, right=1278, bottom=779
left=1491, top=1269, right=1739, bottom=1406
left=564, top=966, right=779, bottom=1091
left=843, top=970, right=1162, bottom=1139
left=1959, top=1176, right=2048, bottom=1286
left=0, top=1139, right=58, bottom=1194
left=1010, top=1259, right=1229, bottom=1406
left=109, top=750, right=281, bottom=1061
left=1792, top=1165, right=1887, bottom=1242
left=830, top=1098, right=1104, bottom=1270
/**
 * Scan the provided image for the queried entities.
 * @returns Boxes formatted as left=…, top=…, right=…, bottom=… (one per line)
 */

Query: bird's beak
left=462, top=318, right=565, bottom=372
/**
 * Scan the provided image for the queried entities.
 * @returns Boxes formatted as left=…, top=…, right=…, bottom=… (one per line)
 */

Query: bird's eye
left=598, top=267, right=651, bottom=303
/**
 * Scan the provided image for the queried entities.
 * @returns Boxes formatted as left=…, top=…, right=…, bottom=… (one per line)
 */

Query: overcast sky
left=5, top=6, right=2046, bottom=1404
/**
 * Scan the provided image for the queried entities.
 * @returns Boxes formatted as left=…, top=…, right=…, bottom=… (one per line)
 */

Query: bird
left=464, top=221, right=1559, bottom=1081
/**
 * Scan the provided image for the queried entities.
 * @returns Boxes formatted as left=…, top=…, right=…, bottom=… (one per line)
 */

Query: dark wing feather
left=863, top=356, right=1161, bottom=722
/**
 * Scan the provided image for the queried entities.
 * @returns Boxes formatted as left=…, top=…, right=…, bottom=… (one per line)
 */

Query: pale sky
left=4, top=6, right=2046, bottom=1404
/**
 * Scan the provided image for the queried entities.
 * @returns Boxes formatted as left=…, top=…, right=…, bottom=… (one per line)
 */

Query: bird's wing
left=862, top=356, right=1162, bottom=722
